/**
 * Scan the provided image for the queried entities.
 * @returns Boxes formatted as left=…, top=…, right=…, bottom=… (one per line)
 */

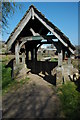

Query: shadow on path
left=3, top=74, right=61, bottom=118
left=37, top=74, right=56, bottom=86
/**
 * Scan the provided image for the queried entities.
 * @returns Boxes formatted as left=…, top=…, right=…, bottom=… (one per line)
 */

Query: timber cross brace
left=6, top=5, right=75, bottom=82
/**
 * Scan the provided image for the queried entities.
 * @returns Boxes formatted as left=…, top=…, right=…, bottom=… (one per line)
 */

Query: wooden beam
left=34, top=12, right=75, bottom=54
left=15, top=42, right=19, bottom=65
left=34, top=12, right=67, bottom=47
left=31, top=7, right=34, bottom=20
left=68, top=47, right=75, bottom=54
left=30, top=28, right=39, bottom=36
left=19, top=35, right=57, bottom=51
left=7, top=10, right=31, bottom=51
left=20, top=35, right=56, bottom=41
left=40, top=41, right=52, bottom=44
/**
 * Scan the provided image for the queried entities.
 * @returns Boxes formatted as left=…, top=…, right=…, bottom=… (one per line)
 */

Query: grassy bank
left=57, top=81, right=80, bottom=119
left=1, top=55, right=30, bottom=94
left=2, top=62, right=29, bottom=95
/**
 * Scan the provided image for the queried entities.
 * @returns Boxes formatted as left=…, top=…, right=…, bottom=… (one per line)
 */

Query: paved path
left=3, top=73, right=62, bottom=118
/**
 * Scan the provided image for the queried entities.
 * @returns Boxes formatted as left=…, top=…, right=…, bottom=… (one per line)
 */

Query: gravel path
left=2, top=73, right=62, bottom=118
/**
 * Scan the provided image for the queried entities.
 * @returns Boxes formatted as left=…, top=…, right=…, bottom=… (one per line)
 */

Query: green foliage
left=57, top=82, right=80, bottom=119
left=2, top=2, right=15, bottom=30
left=51, top=58, right=58, bottom=62
left=2, top=2, right=22, bottom=32
left=2, top=55, right=9, bottom=62
left=2, top=64, right=12, bottom=89
left=2, top=63, right=30, bottom=95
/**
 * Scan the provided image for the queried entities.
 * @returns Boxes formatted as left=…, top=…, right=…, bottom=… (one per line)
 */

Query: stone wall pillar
left=15, top=42, right=19, bottom=65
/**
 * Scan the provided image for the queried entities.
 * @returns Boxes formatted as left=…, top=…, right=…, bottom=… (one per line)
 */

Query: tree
left=1, top=2, right=22, bottom=32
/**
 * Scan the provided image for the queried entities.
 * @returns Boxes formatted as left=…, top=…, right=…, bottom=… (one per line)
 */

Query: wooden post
left=68, top=54, right=71, bottom=65
left=26, top=50, right=29, bottom=61
left=57, top=41, right=63, bottom=67
left=31, top=48, right=36, bottom=73
left=35, top=49, right=37, bottom=61
left=22, top=52, right=25, bottom=64
left=31, top=50, right=33, bottom=61
left=67, top=51, right=71, bottom=65
left=63, top=50, right=65, bottom=60
left=33, top=48, right=35, bottom=60
left=31, top=48, right=36, bottom=61
left=15, top=42, right=19, bottom=65
left=58, top=50, right=63, bottom=67
left=67, top=51, right=72, bottom=75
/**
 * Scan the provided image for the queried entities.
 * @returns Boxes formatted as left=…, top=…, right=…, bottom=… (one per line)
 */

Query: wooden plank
left=30, top=28, right=39, bottom=36
left=7, top=9, right=32, bottom=51
left=68, top=47, right=75, bottom=54
left=31, top=7, right=34, bottom=20
left=20, top=35, right=56, bottom=41
left=15, top=42, right=19, bottom=65
left=42, top=57, right=51, bottom=61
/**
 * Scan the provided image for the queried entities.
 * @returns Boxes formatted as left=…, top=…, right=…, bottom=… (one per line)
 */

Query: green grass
left=57, top=81, right=80, bottom=119
left=2, top=55, right=9, bottom=62
left=2, top=63, right=30, bottom=95
left=51, top=58, right=58, bottom=62
left=2, top=64, right=12, bottom=89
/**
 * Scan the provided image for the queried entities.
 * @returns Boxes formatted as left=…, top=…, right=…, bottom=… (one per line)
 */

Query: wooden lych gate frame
left=6, top=5, right=75, bottom=79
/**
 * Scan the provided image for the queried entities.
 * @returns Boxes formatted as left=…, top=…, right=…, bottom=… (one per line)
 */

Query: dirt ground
left=2, top=73, right=63, bottom=119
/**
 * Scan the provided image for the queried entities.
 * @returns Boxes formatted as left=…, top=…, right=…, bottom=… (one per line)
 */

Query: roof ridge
left=29, top=4, right=35, bottom=9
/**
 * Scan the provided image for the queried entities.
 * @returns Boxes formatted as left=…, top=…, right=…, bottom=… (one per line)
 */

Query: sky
left=2, top=2, right=78, bottom=46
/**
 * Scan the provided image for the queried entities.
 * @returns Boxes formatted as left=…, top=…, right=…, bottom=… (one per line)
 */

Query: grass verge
left=2, top=63, right=29, bottom=95
left=57, top=81, right=80, bottom=119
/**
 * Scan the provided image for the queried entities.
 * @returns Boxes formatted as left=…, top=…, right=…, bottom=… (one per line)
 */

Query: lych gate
left=6, top=5, right=75, bottom=82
